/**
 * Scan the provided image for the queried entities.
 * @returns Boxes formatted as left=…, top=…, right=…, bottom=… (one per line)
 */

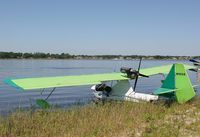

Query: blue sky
left=0, top=0, right=200, bottom=55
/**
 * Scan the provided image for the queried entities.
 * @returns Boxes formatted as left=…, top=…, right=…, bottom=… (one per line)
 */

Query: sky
left=0, top=0, right=200, bottom=56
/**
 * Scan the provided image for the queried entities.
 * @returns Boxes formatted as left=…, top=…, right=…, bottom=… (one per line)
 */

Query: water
left=0, top=59, right=198, bottom=115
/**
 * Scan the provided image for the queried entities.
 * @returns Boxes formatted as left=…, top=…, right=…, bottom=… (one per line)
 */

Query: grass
left=1, top=98, right=200, bottom=137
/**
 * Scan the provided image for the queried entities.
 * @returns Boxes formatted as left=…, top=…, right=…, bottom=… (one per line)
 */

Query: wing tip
left=4, top=78, right=24, bottom=90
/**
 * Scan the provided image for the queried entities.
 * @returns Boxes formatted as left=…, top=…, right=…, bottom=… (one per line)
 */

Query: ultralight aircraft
left=4, top=59, right=200, bottom=108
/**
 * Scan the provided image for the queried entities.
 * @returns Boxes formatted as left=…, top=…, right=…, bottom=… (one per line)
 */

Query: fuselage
left=91, top=82, right=159, bottom=103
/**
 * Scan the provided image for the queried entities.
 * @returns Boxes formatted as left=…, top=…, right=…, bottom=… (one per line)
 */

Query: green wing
left=5, top=73, right=128, bottom=90
left=140, top=64, right=193, bottom=76
left=4, top=64, right=194, bottom=90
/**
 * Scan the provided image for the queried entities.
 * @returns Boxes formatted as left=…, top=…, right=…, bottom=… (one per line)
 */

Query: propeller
left=190, top=59, right=200, bottom=66
left=120, top=58, right=149, bottom=91
left=189, top=59, right=200, bottom=84
left=190, top=59, right=200, bottom=63
left=133, top=58, right=149, bottom=91
left=189, top=68, right=198, bottom=72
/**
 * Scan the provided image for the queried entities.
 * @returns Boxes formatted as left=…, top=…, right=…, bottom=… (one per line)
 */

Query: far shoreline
left=0, top=58, right=194, bottom=61
left=0, top=51, right=199, bottom=60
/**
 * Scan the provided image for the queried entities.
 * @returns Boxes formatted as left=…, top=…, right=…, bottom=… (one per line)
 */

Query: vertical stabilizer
left=161, top=64, right=175, bottom=89
left=175, top=64, right=196, bottom=103
left=158, top=64, right=176, bottom=98
left=156, top=63, right=196, bottom=103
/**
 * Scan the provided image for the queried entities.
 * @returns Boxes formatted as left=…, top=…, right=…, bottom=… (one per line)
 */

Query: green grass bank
left=1, top=98, right=200, bottom=137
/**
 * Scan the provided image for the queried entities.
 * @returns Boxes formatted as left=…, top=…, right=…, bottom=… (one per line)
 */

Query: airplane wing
left=4, top=73, right=129, bottom=90
left=140, top=64, right=193, bottom=76
left=4, top=64, right=194, bottom=90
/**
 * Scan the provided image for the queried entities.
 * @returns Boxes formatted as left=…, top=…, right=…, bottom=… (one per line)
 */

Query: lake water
left=0, top=59, right=199, bottom=115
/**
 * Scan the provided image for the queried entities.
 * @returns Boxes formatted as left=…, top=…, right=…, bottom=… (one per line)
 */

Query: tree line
left=0, top=52, right=199, bottom=60
left=0, top=52, right=73, bottom=59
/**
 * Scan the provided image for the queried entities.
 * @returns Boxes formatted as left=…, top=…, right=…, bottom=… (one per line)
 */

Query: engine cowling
left=120, top=67, right=137, bottom=79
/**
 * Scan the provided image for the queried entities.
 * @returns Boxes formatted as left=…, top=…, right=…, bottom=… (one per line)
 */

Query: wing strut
left=40, top=88, right=45, bottom=95
left=45, top=87, right=56, bottom=100
left=36, top=87, right=56, bottom=109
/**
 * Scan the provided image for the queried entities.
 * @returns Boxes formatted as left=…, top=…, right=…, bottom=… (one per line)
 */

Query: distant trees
left=0, top=52, right=23, bottom=59
left=0, top=52, right=75, bottom=59
left=0, top=52, right=199, bottom=60
left=23, top=53, right=33, bottom=58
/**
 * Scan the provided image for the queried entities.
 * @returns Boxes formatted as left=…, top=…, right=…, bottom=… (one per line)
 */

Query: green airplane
left=4, top=59, right=200, bottom=108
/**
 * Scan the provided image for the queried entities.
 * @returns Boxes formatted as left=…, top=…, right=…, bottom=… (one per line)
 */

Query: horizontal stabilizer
left=193, top=85, right=200, bottom=88
left=154, top=88, right=179, bottom=95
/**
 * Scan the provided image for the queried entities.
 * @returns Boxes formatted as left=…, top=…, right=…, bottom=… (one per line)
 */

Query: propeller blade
left=190, top=59, right=200, bottom=63
left=133, top=75, right=139, bottom=91
left=139, top=73, right=149, bottom=78
left=189, top=68, right=198, bottom=72
left=137, top=58, right=142, bottom=71
left=133, top=58, right=143, bottom=91
left=194, top=63, right=200, bottom=66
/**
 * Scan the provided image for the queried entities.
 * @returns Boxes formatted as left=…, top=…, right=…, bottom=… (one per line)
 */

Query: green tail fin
left=157, top=64, right=176, bottom=99
left=175, top=64, right=196, bottom=103
left=158, top=63, right=196, bottom=103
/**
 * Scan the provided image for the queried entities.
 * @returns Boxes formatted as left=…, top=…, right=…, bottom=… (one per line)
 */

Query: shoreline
left=1, top=98, right=200, bottom=137
left=0, top=58, right=195, bottom=61
left=0, top=52, right=198, bottom=60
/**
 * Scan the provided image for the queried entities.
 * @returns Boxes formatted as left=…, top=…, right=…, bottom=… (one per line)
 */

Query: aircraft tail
left=154, top=63, right=196, bottom=103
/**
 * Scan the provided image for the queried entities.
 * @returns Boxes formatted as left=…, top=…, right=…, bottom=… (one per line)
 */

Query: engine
left=120, top=67, right=137, bottom=79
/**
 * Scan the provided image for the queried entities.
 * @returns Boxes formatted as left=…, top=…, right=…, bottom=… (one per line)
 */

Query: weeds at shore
left=1, top=98, right=200, bottom=137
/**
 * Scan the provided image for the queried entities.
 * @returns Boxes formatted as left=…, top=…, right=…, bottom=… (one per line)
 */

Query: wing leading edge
left=4, top=64, right=194, bottom=90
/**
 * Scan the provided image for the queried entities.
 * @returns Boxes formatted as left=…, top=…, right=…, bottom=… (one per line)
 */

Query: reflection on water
left=0, top=59, right=199, bottom=114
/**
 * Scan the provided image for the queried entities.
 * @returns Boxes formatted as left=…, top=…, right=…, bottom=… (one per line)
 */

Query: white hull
left=91, top=80, right=158, bottom=102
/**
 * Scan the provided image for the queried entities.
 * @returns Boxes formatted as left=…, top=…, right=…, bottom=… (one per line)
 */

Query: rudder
left=175, top=63, right=196, bottom=103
